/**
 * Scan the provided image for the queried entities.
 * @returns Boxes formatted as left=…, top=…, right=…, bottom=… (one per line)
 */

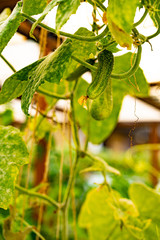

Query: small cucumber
left=90, top=78, right=113, bottom=120
left=66, top=59, right=95, bottom=81
left=86, top=50, right=114, bottom=99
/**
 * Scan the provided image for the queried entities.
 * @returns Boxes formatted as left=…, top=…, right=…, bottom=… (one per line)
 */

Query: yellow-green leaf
left=0, top=126, right=29, bottom=210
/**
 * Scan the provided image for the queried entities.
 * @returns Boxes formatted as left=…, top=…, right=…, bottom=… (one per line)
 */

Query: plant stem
left=146, top=14, right=160, bottom=40
left=0, top=54, right=16, bottom=73
left=15, top=184, right=60, bottom=208
left=111, top=45, right=142, bottom=79
left=38, top=87, right=71, bottom=99
left=18, top=217, right=46, bottom=240
left=21, top=12, right=109, bottom=42
left=71, top=45, right=141, bottom=80
left=92, top=0, right=107, bottom=11
left=133, top=9, right=148, bottom=27
left=71, top=55, right=97, bottom=72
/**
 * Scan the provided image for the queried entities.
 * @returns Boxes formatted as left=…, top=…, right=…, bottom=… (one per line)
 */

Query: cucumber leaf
left=78, top=185, right=147, bottom=240
left=0, top=126, right=29, bottom=210
left=129, top=183, right=160, bottom=222
left=22, top=0, right=47, bottom=16
left=107, top=0, right=139, bottom=34
left=0, top=2, right=25, bottom=55
left=21, top=40, right=72, bottom=115
left=0, top=58, right=45, bottom=104
left=56, top=0, right=80, bottom=32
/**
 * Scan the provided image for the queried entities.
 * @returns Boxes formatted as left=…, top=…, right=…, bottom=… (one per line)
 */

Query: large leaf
left=56, top=0, right=80, bottom=32
left=22, top=0, right=47, bottom=16
left=129, top=183, right=160, bottom=222
left=107, top=0, right=139, bottom=34
left=78, top=185, right=145, bottom=240
left=21, top=40, right=72, bottom=115
left=0, top=58, right=45, bottom=104
left=0, top=126, right=29, bottom=210
left=0, top=2, right=25, bottom=55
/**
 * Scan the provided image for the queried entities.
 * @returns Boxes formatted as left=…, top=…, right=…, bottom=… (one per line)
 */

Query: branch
left=0, top=54, right=16, bottom=73
left=21, top=13, right=109, bottom=42
left=38, top=87, right=71, bottom=99
left=71, top=55, right=97, bottom=72
left=15, top=184, right=60, bottom=208
left=133, top=9, right=148, bottom=28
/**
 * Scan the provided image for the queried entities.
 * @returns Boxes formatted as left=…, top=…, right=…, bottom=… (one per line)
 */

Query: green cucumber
left=90, top=78, right=113, bottom=121
left=86, top=50, right=114, bottom=99
left=66, top=59, right=95, bottom=81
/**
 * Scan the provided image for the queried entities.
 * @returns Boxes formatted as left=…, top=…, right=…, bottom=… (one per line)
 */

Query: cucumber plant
left=0, top=0, right=159, bottom=239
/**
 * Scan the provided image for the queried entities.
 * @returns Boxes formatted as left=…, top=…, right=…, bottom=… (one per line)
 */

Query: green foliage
left=0, top=126, right=29, bottom=210
left=0, top=0, right=159, bottom=239
left=22, top=0, right=47, bottom=16
left=0, top=2, right=24, bottom=55
left=56, top=0, right=80, bottom=32
left=21, top=40, right=72, bottom=114
left=0, top=58, right=45, bottom=104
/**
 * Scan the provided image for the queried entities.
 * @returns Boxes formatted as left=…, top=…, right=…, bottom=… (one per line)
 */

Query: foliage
left=0, top=0, right=160, bottom=239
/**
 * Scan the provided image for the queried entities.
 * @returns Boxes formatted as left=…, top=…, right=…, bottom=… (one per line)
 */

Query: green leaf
left=30, top=0, right=62, bottom=38
left=64, top=27, right=97, bottom=79
left=112, top=52, right=149, bottom=97
left=0, top=126, right=29, bottom=210
left=21, top=40, right=72, bottom=115
left=78, top=186, right=138, bottom=240
left=0, top=8, right=11, bottom=25
left=129, top=183, right=160, bottom=222
left=107, top=18, right=133, bottom=50
left=74, top=53, right=148, bottom=144
left=56, top=0, right=80, bottom=32
left=22, top=0, right=47, bottom=16
left=0, top=2, right=25, bottom=55
left=0, top=58, right=45, bottom=104
left=107, top=0, right=139, bottom=34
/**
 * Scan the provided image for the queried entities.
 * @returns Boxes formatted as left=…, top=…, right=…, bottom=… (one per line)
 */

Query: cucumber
left=66, top=58, right=95, bottom=81
left=86, top=50, right=114, bottom=99
left=90, top=78, right=113, bottom=121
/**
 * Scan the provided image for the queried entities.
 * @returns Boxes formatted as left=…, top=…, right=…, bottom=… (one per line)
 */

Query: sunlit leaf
left=56, top=0, right=80, bottom=32
left=0, top=126, right=29, bottom=210
left=22, top=0, right=47, bottom=16
left=0, top=2, right=25, bottom=55
left=107, top=0, right=139, bottom=33
left=21, top=40, right=72, bottom=115
left=0, top=58, right=45, bottom=104
left=78, top=186, right=141, bottom=240
left=129, top=183, right=160, bottom=222
left=0, top=8, right=11, bottom=25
